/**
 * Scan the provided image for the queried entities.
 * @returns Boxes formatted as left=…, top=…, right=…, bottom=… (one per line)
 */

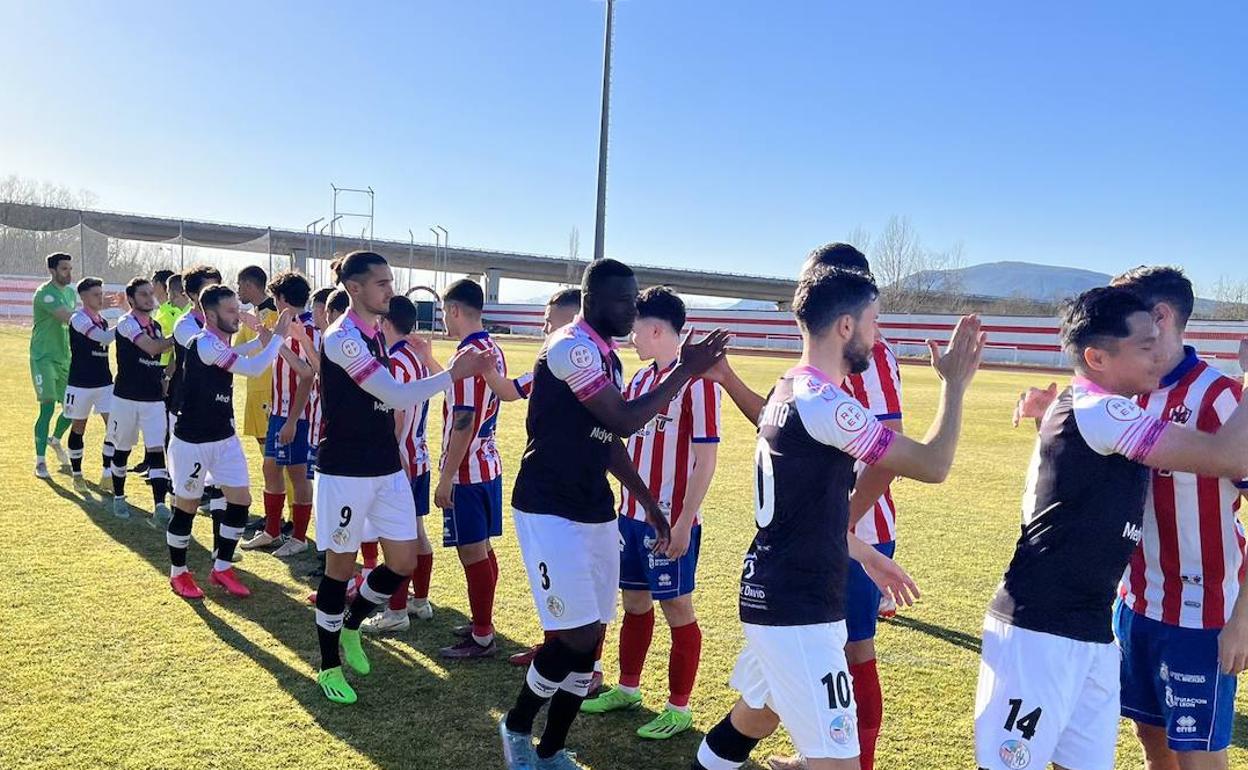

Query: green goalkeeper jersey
left=30, top=280, right=76, bottom=363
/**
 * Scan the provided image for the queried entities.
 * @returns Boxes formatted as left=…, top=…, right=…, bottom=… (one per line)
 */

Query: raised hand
left=286, top=318, right=311, bottom=348
left=239, top=310, right=263, bottom=332
left=1012, top=383, right=1058, bottom=428
left=271, top=309, right=294, bottom=338
left=679, top=328, right=731, bottom=376
left=928, top=314, right=986, bottom=391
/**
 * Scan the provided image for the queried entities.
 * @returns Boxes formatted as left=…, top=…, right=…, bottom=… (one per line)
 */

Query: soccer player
left=242, top=272, right=316, bottom=556
left=166, top=285, right=299, bottom=599
left=436, top=278, right=510, bottom=660
left=236, top=265, right=278, bottom=447
left=152, top=269, right=188, bottom=368
left=976, top=286, right=1248, bottom=770
left=1013, top=267, right=1248, bottom=770
left=691, top=265, right=979, bottom=770
left=64, top=277, right=117, bottom=493
left=481, top=287, right=583, bottom=667
left=360, top=295, right=439, bottom=633
left=171, top=266, right=228, bottom=533
left=579, top=286, right=721, bottom=741
left=311, top=286, right=334, bottom=333
left=763, top=243, right=905, bottom=770
left=311, top=251, right=494, bottom=705
left=31, top=252, right=77, bottom=478
left=498, top=258, right=729, bottom=770
left=110, top=278, right=177, bottom=521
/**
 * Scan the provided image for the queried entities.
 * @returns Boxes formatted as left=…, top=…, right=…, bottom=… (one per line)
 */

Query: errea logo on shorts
left=1175, top=715, right=1198, bottom=734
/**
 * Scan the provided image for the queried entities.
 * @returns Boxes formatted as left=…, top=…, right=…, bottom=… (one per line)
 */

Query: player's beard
left=845, top=336, right=872, bottom=375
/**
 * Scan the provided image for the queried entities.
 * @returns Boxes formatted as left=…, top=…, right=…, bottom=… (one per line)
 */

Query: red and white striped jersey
left=842, top=339, right=904, bottom=544
left=270, top=311, right=320, bottom=420
left=440, top=331, right=507, bottom=485
left=618, top=361, right=722, bottom=527
left=512, top=370, right=534, bottom=399
left=389, top=338, right=432, bottom=478
left=1119, top=349, right=1248, bottom=629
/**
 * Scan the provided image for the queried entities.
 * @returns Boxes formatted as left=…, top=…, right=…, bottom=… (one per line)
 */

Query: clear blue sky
left=1, top=1, right=1245, bottom=296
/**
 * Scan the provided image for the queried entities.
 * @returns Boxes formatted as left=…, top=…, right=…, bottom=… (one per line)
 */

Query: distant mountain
left=901, top=260, right=1222, bottom=314
left=900, top=261, right=1110, bottom=303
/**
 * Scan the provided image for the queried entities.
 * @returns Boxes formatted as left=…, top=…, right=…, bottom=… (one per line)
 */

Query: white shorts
left=513, top=509, right=619, bottom=631
left=974, top=615, right=1119, bottom=770
left=108, top=397, right=166, bottom=451
left=168, top=435, right=250, bottom=499
left=315, top=471, right=418, bottom=553
left=729, top=621, right=859, bottom=761
left=63, top=384, right=112, bottom=421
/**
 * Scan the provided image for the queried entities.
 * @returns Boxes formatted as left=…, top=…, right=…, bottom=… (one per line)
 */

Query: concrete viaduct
left=1, top=202, right=798, bottom=307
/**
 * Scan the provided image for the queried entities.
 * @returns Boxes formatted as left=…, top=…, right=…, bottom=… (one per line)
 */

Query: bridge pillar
left=483, top=268, right=502, bottom=304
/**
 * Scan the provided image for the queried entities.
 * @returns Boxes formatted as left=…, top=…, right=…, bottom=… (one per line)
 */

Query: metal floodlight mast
left=592, top=0, right=615, bottom=263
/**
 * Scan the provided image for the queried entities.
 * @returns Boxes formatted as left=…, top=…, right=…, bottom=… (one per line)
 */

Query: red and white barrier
left=484, top=304, right=1248, bottom=375
left=2, top=274, right=126, bottom=321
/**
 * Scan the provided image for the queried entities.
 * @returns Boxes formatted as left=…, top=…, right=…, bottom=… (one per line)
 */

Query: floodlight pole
left=591, top=0, right=615, bottom=262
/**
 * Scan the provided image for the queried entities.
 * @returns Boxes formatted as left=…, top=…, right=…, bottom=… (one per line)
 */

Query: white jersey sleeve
left=70, top=310, right=115, bottom=344
left=116, top=314, right=144, bottom=343
left=547, top=334, right=611, bottom=402
left=796, top=381, right=896, bottom=466
left=325, top=325, right=452, bottom=409
left=195, top=332, right=283, bottom=377
left=174, top=314, right=200, bottom=346
left=1072, top=389, right=1168, bottom=462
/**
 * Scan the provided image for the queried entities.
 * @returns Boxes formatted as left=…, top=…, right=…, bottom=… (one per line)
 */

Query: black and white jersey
left=317, top=310, right=402, bottom=477
left=113, top=312, right=166, bottom=402
left=67, top=308, right=113, bottom=388
left=511, top=318, right=625, bottom=524
left=988, top=379, right=1169, bottom=643
left=169, top=310, right=205, bottom=413
left=741, top=365, right=896, bottom=627
left=173, top=333, right=240, bottom=443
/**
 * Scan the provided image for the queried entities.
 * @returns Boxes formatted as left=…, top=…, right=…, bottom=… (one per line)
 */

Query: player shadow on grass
left=1234, top=709, right=1247, bottom=749
left=881, top=614, right=982, bottom=654
left=57, top=480, right=749, bottom=769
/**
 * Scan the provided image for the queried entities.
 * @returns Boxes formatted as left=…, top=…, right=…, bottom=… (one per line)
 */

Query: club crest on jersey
left=569, top=344, right=595, bottom=369
left=1168, top=404, right=1192, bottom=424
left=1104, top=398, right=1138, bottom=422
left=828, top=714, right=856, bottom=746
left=835, top=401, right=869, bottom=433
left=998, top=739, right=1031, bottom=769
left=340, top=337, right=362, bottom=358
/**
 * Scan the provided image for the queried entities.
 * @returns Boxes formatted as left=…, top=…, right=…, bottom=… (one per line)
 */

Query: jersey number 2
left=753, top=437, right=775, bottom=527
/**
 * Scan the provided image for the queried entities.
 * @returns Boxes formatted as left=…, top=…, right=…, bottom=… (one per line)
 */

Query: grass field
left=0, top=323, right=1243, bottom=770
